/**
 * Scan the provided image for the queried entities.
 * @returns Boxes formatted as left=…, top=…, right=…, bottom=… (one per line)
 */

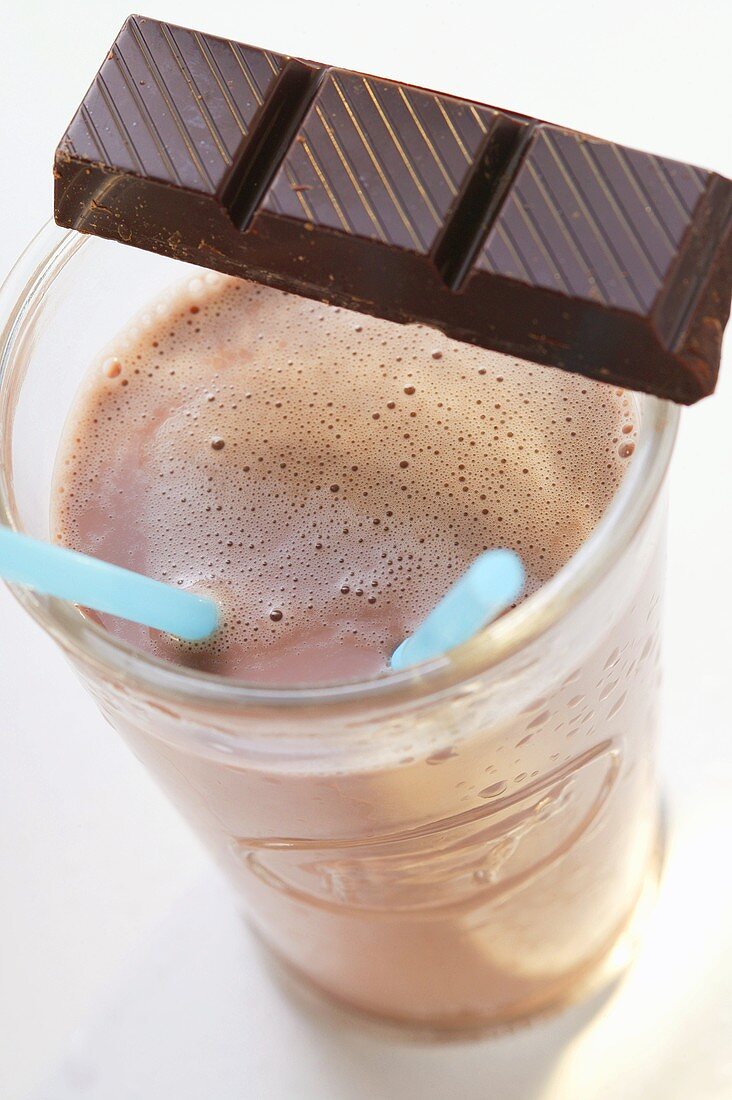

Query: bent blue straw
left=0, top=527, right=219, bottom=642
left=391, top=549, right=525, bottom=671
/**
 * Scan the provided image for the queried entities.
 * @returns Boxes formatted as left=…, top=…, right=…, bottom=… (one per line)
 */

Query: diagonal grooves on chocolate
left=127, top=15, right=213, bottom=189
left=581, top=142, right=667, bottom=283
left=433, top=116, right=536, bottom=291
left=656, top=157, right=696, bottom=218
left=221, top=60, right=326, bottom=232
left=161, top=22, right=232, bottom=166
left=612, top=146, right=678, bottom=251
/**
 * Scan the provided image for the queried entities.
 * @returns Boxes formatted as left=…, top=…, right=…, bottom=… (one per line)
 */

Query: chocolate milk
left=52, top=274, right=659, bottom=1031
left=53, top=273, right=634, bottom=683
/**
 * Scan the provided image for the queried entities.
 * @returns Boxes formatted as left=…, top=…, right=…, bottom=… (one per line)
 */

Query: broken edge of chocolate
left=54, top=15, right=732, bottom=403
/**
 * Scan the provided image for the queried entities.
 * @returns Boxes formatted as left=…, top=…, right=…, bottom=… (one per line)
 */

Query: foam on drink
left=52, top=275, right=635, bottom=684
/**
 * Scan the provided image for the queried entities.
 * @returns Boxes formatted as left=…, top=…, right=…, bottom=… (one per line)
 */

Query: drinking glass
left=0, top=224, right=678, bottom=1033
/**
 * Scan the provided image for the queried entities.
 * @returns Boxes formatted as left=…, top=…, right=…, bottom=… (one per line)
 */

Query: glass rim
left=0, top=222, right=679, bottom=715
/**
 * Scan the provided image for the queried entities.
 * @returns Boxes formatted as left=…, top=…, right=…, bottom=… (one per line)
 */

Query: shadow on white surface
left=28, top=873, right=611, bottom=1100
left=29, top=799, right=732, bottom=1100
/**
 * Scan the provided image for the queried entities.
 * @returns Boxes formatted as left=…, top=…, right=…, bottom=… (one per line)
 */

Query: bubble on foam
left=101, top=357, right=122, bottom=379
left=53, top=276, right=637, bottom=684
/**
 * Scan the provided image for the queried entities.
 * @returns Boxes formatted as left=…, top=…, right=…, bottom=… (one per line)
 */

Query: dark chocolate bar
left=54, top=15, right=732, bottom=403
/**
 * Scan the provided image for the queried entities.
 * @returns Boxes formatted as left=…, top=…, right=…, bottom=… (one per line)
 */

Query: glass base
left=250, top=820, right=665, bottom=1042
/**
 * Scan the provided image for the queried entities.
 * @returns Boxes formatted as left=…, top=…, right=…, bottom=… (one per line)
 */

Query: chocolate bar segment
left=62, top=18, right=291, bottom=194
left=262, top=71, right=500, bottom=253
left=54, top=16, right=732, bottom=403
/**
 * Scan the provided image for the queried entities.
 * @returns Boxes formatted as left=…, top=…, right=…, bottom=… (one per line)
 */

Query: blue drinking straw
left=390, top=549, right=525, bottom=671
left=0, top=527, right=219, bottom=642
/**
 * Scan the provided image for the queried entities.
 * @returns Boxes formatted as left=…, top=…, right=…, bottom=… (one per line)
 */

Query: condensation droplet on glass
left=479, top=781, right=507, bottom=799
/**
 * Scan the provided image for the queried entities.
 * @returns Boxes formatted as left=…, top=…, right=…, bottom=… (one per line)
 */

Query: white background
left=1, top=1, right=731, bottom=1097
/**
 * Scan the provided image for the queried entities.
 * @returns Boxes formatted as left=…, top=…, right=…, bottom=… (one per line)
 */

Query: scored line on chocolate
left=127, top=16, right=215, bottom=190
left=397, top=87, right=458, bottom=196
left=328, top=74, right=424, bottom=250
left=160, top=23, right=231, bottom=165
left=542, top=133, right=648, bottom=310
left=362, top=80, right=443, bottom=229
left=581, top=142, right=667, bottom=282
left=312, top=103, right=388, bottom=239
left=93, top=74, right=144, bottom=173
left=76, top=102, right=111, bottom=165
left=191, top=31, right=248, bottom=139
left=108, top=41, right=181, bottom=182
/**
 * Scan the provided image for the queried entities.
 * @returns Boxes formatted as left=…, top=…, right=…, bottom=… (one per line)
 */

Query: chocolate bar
left=54, top=16, right=732, bottom=403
